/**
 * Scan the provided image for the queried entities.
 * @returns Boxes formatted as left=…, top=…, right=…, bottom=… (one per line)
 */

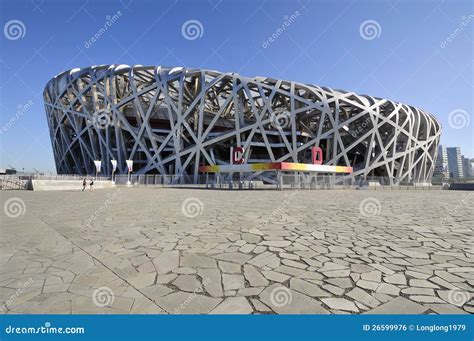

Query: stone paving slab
left=0, top=188, right=472, bottom=314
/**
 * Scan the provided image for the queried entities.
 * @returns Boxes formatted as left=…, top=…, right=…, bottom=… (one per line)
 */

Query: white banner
left=111, top=159, right=117, bottom=173
left=126, top=160, right=133, bottom=173
left=93, top=160, right=102, bottom=173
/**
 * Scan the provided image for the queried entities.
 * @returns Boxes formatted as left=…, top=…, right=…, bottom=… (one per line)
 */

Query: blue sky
left=0, top=0, right=472, bottom=173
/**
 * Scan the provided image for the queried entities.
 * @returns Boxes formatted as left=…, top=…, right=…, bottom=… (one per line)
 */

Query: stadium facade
left=43, top=65, right=441, bottom=184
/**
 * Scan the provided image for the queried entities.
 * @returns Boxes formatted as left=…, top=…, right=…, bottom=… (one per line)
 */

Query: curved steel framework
left=44, top=65, right=441, bottom=184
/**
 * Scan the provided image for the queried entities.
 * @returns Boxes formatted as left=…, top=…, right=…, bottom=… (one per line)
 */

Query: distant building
left=447, top=147, right=464, bottom=179
left=462, top=155, right=472, bottom=178
left=434, top=145, right=449, bottom=179
left=0, top=168, right=17, bottom=175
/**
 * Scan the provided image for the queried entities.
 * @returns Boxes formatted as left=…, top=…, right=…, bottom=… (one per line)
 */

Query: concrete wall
left=30, top=180, right=115, bottom=191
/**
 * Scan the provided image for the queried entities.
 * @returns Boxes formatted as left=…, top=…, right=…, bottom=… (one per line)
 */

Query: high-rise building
left=434, top=145, right=449, bottom=179
left=447, top=147, right=464, bottom=179
left=461, top=155, right=472, bottom=178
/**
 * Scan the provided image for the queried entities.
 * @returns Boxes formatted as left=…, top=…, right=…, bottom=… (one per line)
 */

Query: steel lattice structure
left=44, top=65, right=441, bottom=184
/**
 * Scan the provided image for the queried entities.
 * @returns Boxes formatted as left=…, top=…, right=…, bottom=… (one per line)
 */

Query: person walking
left=82, top=178, right=87, bottom=191
left=89, top=178, right=94, bottom=192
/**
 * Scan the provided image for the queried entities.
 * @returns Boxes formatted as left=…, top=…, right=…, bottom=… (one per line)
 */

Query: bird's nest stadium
left=43, top=65, right=441, bottom=185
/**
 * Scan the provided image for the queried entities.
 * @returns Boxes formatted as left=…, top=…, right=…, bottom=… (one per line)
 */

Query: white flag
left=111, top=159, right=117, bottom=173
left=126, top=160, right=133, bottom=172
left=93, top=160, right=102, bottom=173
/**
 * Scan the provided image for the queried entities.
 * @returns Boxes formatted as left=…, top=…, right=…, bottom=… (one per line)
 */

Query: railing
left=0, top=178, right=30, bottom=190
left=275, top=174, right=442, bottom=190
left=0, top=174, right=112, bottom=190
left=112, top=173, right=445, bottom=190
left=0, top=174, right=111, bottom=181
left=4, top=173, right=471, bottom=190
left=431, top=177, right=474, bottom=185
left=114, top=174, right=209, bottom=187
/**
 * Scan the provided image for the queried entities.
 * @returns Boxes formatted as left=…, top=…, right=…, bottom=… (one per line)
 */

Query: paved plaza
left=0, top=188, right=472, bottom=314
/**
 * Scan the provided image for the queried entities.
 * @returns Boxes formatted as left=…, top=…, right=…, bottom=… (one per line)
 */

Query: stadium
left=43, top=65, right=441, bottom=185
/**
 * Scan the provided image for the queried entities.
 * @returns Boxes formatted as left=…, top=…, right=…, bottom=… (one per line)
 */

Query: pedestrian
left=82, top=178, right=87, bottom=191
left=89, top=178, right=94, bottom=192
